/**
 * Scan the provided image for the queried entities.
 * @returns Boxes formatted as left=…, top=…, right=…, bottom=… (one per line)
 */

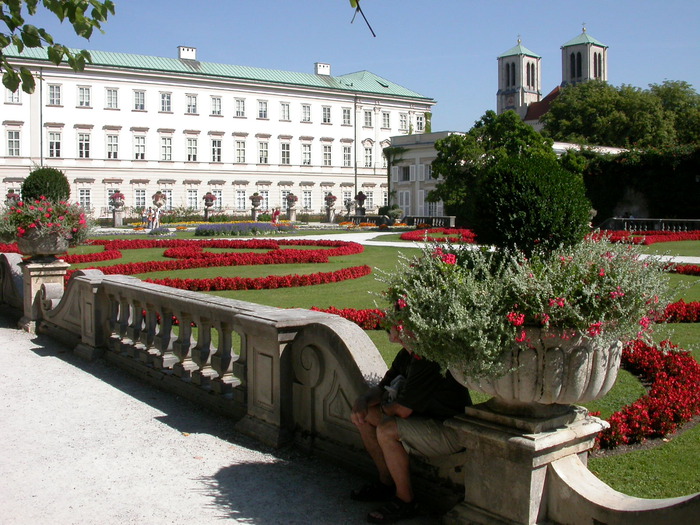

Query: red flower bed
left=145, top=265, right=371, bottom=291
left=400, top=228, right=477, bottom=243
left=663, top=300, right=700, bottom=323
left=597, top=339, right=700, bottom=448
left=311, top=306, right=386, bottom=330
left=594, top=230, right=700, bottom=245
left=0, top=243, right=20, bottom=253
left=63, top=250, right=123, bottom=264
left=671, top=264, right=700, bottom=276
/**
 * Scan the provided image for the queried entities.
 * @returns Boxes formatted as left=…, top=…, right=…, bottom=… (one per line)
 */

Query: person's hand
left=351, top=395, right=369, bottom=425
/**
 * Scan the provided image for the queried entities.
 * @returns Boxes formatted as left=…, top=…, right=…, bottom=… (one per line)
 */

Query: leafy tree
left=1, top=0, right=115, bottom=93
left=649, top=80, right=700, bottom=145
left=541, top=80, right=677, bottom=148
left=429, top=110, right=555, bottom=224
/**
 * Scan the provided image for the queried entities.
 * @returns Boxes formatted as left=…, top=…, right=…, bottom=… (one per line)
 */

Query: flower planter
left=17, top=231, right=70, bottom=260
left=451, top=328, right=623, bottom=418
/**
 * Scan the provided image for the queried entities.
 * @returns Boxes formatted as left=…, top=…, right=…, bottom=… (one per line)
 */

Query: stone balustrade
left=1, top=252, right=698, bottom=524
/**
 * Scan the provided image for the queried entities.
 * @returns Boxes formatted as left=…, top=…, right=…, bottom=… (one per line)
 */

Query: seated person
left=350, top=326, right=471, bottom=523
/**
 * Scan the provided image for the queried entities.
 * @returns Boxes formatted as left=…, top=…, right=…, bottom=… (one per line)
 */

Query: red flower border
left=400, top=228, right=477, bottom=243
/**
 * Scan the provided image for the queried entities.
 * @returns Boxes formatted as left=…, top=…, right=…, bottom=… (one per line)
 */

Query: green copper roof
left=3, top=45, right=433, bottom=102
left=498, top=42, right=540, bottom=59
left=561, top=31, right=607, bottom=48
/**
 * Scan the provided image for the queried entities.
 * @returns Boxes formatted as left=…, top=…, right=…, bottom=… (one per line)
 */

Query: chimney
left=178, top=46, right=197, bottom=60
left=315, top=62, right=331, bottom=76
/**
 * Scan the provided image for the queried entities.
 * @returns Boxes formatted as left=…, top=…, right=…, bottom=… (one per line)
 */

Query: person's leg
left=376, top=417, right=413, bottom=503
left=353, top=405, right=393, bottom=485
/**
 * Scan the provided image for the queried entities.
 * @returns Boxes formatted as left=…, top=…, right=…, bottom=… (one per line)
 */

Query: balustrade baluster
left=210, top=320, right=240, bottom=395
left=138, top=305, right=158, bottom=364
left=191, top=316, right=218, bottom=388
left=125, top=299, right=145, bottom=358
left=106, top=293, right=121, bottom=351
left=116, top=296, right=134, bottom=355
left=172, top=311, right=197, bottom=379
left=152, top=307, right=178, bottom=369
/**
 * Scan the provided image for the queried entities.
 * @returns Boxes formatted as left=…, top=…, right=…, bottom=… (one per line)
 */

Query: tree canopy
left=1, top=0, right=115, bottom=93
left=541, top=80, right=699, bottom=148
left=429, top=110, right=555, bottom=223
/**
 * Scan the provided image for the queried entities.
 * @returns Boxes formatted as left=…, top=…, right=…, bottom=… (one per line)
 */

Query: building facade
left=1, top=46, right=434, bottom=217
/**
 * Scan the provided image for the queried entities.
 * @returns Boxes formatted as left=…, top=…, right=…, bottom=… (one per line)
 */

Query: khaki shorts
left=395, top=416, right=463, bottom=458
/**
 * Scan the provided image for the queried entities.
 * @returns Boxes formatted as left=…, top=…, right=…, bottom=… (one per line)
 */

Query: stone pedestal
left=287, top=206, right=297, bottom=222
left=443, top=404, right=607, bottom=525
left=251, top=207, right=259, bottom=221
left=325, top=207, right=336, bottom=223
left=112, top=209, right=123, bottom=227
left=19, top=259, right=70, bottom=333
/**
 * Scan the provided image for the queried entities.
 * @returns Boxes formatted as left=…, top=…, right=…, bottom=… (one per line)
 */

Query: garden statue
left=109, top=190, right=125, bottom=227
left=203, top=192, right=216, bottom=220
left=286, top=193, right=298, bottom=222
left=324, top=194, right=337, bottom=223
left=355, top=191, right=367, bottom=216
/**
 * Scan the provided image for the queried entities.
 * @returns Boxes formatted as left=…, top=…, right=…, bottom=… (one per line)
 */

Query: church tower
left=497, top=38, right=542, bottom=117
left=561, top=26, right=608, bottom=85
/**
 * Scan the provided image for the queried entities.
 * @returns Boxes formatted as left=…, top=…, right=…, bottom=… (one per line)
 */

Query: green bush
left=21, top=167, right=71, bottom=201
left=469, top=156, right=591, bottom=255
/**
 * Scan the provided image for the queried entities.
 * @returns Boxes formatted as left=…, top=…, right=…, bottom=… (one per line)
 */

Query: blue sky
left=27, top=0, right=700, bottom=131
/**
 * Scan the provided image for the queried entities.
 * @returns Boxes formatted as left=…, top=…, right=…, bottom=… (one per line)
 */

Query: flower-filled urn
left=249, top=192, right=263, bottom=208
left=152, top=191, right=166, bottom=208
left=109, top=191, right=125, bottom=208
left=286, top=193, right=298, bottom=208
left=203, top=192, right=217, bottom=208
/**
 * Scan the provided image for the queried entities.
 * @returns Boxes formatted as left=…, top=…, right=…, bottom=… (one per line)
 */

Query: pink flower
left=549, top=297, right=566, bottom=308
left=610, top=286, right=625, bottom=299
left=396, top=298, right=407, bottom=309
left=515, top=330, right=528, bottom=343
left=587, top=322, right=603, bottom=337
left=441, top=253, right=457, bottom=265
left=506, top=311, right=525, bottom=326
left=639, top=316, right=652, bottom=330
left=599, top=268, right=606, bottom=276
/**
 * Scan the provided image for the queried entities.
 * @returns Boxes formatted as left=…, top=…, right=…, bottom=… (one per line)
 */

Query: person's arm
left=351, top=385, right=383, bottom=425
left=379, top=400, right=413, bottom=419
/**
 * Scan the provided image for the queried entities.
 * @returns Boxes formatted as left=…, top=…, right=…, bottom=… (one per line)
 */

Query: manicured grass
left=73, top=230, right=700, bottom=498
left=639, top=240, right=700, bottom=258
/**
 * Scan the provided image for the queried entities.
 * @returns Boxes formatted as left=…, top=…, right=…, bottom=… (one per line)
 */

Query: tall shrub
left=469, top=156, right=591, bottom=256
left=21, top=167, right=71, bottom=202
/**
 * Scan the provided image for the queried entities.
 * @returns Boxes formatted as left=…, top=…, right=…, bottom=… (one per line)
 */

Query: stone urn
left=451, top=327, right=623, bottom=419
left=17, top=231, right=70, bottom=261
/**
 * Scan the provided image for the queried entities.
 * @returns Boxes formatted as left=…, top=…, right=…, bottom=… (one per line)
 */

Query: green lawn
left=74, top=230, right=700, bottom=499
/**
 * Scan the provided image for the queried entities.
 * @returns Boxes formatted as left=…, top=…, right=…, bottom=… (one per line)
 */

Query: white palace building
left=1, top=45, right=434, bottom=217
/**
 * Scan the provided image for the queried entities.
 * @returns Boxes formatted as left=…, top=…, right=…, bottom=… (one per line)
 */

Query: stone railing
left=598, top=217, right=700, bottom=231
left=1, top=252, right=698, bottom=523
left=404, top=216, right=456, bottom=228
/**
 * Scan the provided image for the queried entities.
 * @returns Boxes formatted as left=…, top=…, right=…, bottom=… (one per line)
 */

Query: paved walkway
left=0, top=311, right=441, bottom=524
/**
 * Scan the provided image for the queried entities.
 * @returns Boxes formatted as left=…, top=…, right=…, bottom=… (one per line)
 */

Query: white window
left=78, top=86, right=91, bottom=107
left=302, top=190, right=312, bottom=209
left=134, top=135, right=146, bottom=160
left=365, top=191, right=374, bottom=208
left=106, top=134, right=119, bottom=159
left=382, top=112, right=390, bottom=128
left=48, top=84, right=61, bottom=105
left=258, top=100, right=268, bottom=119
left=364, top=147, right=373, bottom=168
left=106, top=88, right=118, bottom=109
left=342, top=107, right=351, bottom=125
left=186, top=94, right=197, bottom=114
left=211, top=96, right=222, bottom=116
left=235, top=98, right=245, bottom=117
left=425, top=164, right=433, bottom=179
left=236, top=140, right=246, bottom=163
left=323, top=145, right=332, bottom=166
left=49, top=131, right=61, bottom=158
left=6, top=88, right=20, bottom=103
left=133, top=90, right=145, bottom=111
left=79, top=188, right=91, bottom=209
left=187, top=137, right=198, bottom=161
left=364, top=110, right=373, bottom=127
left=162, top=189, right=173, bottom=210
left=281, top=189, right=290, bottom=203
left=301, top=104, right=311, bottom=122
left=211, top=138, right=222, bottom=162
left=258, top=142, right=268, bottom=164
left=160, top=92, right=171, bottom=112
left=322, top=106, right=331, bottom=124
left=258, top=189, right=269, bottom=209
left=281, top=143, right=290, bottom=165
left=342, top=191, right=353, bottom=205
left=302, top=144, right=311, bottom=165
left=399, top=113, right=408, bottom=130
left=134, top=189, right=146, bottom=208
left=6, top=130, right=20, bottom=156
left=235, top=190, right=246, bottom=209
left=187, top=189, right=199, bottom=210
left=78, top=133, right=90, bottom=158
left=383, top=191, right=389, bottom=206
left=212, top=189, right=223, bottom=209
left=416, top=114, right=425, bottom=132
left=160, top=137, right=172, bottom=160
left=280, top=102, right=290, bottom=121
left=343, top=145, right=352, bottom=167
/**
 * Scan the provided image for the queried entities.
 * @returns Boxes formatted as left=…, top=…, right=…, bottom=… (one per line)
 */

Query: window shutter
left=418, top=164, right=425, bottom=181
left=409, top=165, right=416, bottom=182
left=418, top=190, right=425, bottom=216
left=391, top=166, right=398, bottom=183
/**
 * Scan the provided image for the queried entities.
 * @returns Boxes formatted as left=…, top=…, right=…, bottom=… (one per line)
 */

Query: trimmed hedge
left=21, top=167, right=71, bottom=201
